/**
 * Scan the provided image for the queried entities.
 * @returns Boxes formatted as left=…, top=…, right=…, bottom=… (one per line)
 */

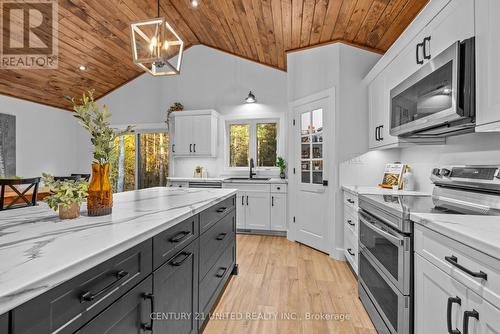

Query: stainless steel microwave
left=390, top=38, right=475, bottom=138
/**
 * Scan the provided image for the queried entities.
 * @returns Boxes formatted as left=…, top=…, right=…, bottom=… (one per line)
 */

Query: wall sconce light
left=245, top=91, right=256, bottom=103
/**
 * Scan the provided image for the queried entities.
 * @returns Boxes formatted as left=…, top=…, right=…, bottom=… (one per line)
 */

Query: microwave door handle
left=359, top=214, right=402, bottom=246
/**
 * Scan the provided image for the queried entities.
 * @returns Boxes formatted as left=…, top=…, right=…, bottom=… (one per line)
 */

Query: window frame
left=225, top=118, right=281, bottom=171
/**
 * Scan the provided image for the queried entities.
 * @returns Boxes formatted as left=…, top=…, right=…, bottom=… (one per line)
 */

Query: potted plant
left=69, top=90, right=133, bottom=216
left=42, top=173, right=89, bottom=220
left=166, top=102, right=184, bottom=131
left=276, top=157, right=287, bottom=179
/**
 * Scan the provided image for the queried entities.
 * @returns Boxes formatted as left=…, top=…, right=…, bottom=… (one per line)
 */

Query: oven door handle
left=359, top=213, right=403, bottom=246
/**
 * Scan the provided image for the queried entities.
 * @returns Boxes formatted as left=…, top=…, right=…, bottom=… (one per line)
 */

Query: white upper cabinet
left=475, top=0, right=500, bottom=131
left=367, top=0, right=474, bottom=150
left=171, top=110, right=218, bottom=157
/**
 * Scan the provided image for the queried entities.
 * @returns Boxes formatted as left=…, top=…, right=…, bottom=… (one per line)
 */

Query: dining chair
left=0, top=177, right=41, bottom=210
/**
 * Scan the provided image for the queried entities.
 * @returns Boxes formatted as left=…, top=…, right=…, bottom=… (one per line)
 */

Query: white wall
left=98, top=45, right=288, bottom=178
left=1, top=95, right=88, bottom=178
left=287, top=43, right=381, bottom=258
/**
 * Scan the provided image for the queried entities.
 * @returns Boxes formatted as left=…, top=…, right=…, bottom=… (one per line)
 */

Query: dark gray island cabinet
left=9, top=195, right=236, bottom=334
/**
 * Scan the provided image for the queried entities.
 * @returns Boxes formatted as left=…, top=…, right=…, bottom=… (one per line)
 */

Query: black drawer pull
left=141, top=293, right=155, bottom=331
left=347, top=199, right=355, bottom=204
left=80, top=270, right=130, bottom=303
left=216, top=232, right=227, bottom=241
left=216, top=267, right=228, bottom=278
left=463, top=309, right=479, bottom=334
left=447, top=296, right=462, bottom=334
left=347, top=220, right=355, bottom=226
left=216, top=207, right=227, bottom=213
left=347, top=248, right=355, bottom=256
left=169, top=252, right=192, bottom=266
left=445, top=255, right=488, bottom=280
left=169, top=230, right=190, bottom=243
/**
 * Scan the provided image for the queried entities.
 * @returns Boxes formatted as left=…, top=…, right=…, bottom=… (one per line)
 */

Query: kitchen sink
left=225, top=177, right=271, bottom=181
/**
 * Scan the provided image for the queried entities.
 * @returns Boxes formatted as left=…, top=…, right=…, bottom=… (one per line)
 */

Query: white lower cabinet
left=223, top=182, right=287, bottom=232
left=342, top=189, right=359, bottom=274
left=270, top=193, right=286, bottom=231
left=245, top=191, right=271, bottom=230
left=415, top=225, right=500, bottom=334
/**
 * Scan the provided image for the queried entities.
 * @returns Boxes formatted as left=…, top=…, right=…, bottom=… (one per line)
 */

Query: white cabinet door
left=270, top=193, right=286, bottom=231
left=245, top=192, right=270, bottom=230
left=191, top=115, right=212, bottom=155
left=368, top=73, right=384, bottom=149
left=465, top=288, right=500, bottom=334
left=475, top=0, right=500, bottom=129
left=415, top=253, right=467, bottom=334
left=235, top=191, right=246, bottom=229
left=173, top=116, right=192, bottom=155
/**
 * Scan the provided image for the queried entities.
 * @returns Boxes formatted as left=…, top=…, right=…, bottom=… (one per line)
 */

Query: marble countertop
left=342, top=185, right=430, bottom=196
left=411, top=212, right=500, bottom=261
left=168, top=177, right=288, bottom=184
left=0, top=187, right=237, bottom=315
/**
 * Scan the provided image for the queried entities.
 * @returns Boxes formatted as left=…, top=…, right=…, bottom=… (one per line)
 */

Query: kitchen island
left=0, top=187, right=237, bottom=334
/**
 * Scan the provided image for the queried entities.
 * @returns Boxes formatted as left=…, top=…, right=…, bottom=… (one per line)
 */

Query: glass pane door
left=139, top=133, right=169, bottom=189
left=300, top=109, right=323, bottom=185
left=111, top=134, right=136, bottom=193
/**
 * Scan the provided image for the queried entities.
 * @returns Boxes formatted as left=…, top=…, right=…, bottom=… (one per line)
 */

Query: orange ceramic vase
left=87, top=162, right=113, bottom=216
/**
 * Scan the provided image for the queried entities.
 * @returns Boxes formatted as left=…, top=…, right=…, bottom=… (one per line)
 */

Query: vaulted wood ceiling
left=0, top=0, right=428, bottom=110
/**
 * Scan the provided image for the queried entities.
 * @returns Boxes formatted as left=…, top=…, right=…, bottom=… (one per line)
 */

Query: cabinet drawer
left=200, top=210, right=235, bottom=280
left=344, top=210, right=357, bottom=236
left=200, top=196, right=235, bottom=233
left=75, top=276, right=153, bottom=334
left=344, top=224, right=358, bottom=273
left=415, top=225, right=500, bottom=307
left=343, top=191, right=358, bottom=209
left=153, top=215, right=199, bottom=269
left=12, top=240, right=153, bottom=334
left=1, top=312, right=8, bottom=334
left=271, top=184, right=287, bottom=193
left=199, top=241, right=235, bottom=316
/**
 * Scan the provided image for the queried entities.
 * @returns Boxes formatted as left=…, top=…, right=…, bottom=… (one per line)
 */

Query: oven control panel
left=431, top=166, right=500, bottom=190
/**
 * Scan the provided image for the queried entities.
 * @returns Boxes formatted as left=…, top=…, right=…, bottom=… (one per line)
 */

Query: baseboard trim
left=236, top=229, right=287, bottom=237
left=329, top=247, right=346, bottom=261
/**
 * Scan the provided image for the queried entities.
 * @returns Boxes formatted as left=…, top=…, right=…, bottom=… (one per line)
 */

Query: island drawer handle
left=80, top=270, right=130, bottom=303
left=141, top=293, right=155, bottom=331
left=169, top=231, right=190, bottom=243
left=169, top=252, right=192, bottom=266
left=347, top=220, right=355, bottom=226
left=216, top=207, right=228, bottom=213
left=216, top=267, right=228, bottom=278
left=347, top=199, right=355, bottom=204
left=445, top=255, right=488, bottom=280
left=347, top=248, right=355, bottom=256
left=216, top=232, right=227, bottom=241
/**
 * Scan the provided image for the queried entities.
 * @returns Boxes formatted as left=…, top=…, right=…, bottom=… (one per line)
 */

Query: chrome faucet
left=249, top=158, right=257, bottom=179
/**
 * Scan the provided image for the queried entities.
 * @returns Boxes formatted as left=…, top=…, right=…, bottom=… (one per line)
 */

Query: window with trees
left=228, top=120, right=278, bottom=168
left=110, top=132, right=169, bottom=192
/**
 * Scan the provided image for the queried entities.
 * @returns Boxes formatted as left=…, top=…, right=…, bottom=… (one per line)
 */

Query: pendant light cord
left=157, top=0, right=160, bottom=17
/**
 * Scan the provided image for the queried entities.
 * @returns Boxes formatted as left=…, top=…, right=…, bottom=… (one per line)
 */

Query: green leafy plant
left=276, top=157, right=287, bottom=173
left=42, top=173, right=89, bottom=211
left=169, top=102, right=184, bottom=112
left=68, top=90, right=133, bottom=165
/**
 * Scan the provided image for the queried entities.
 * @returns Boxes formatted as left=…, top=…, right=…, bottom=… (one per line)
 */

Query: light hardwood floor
left=203, top=235, right=377, bottom=334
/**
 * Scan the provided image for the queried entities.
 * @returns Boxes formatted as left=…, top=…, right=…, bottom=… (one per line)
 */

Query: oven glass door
left=359, top=211, right=410, bottom=294
left=359, top=251, right=401, bottom=334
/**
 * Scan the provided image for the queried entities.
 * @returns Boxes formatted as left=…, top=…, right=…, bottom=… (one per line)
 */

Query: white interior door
left=292, top=89, right=333, bottom=253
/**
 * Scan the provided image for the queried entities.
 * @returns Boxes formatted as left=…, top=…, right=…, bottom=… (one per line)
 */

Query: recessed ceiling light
left=191, top=0, right=199, bottom=7
left=79, top=65, right=87, bottom=71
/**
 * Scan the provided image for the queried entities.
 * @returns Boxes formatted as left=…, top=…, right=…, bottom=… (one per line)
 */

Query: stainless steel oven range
left=358, top=165, right=500, bottom=334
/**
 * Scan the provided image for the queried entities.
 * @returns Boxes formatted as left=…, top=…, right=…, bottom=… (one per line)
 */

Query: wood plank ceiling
left=0, top=0, right=428, bottom=110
